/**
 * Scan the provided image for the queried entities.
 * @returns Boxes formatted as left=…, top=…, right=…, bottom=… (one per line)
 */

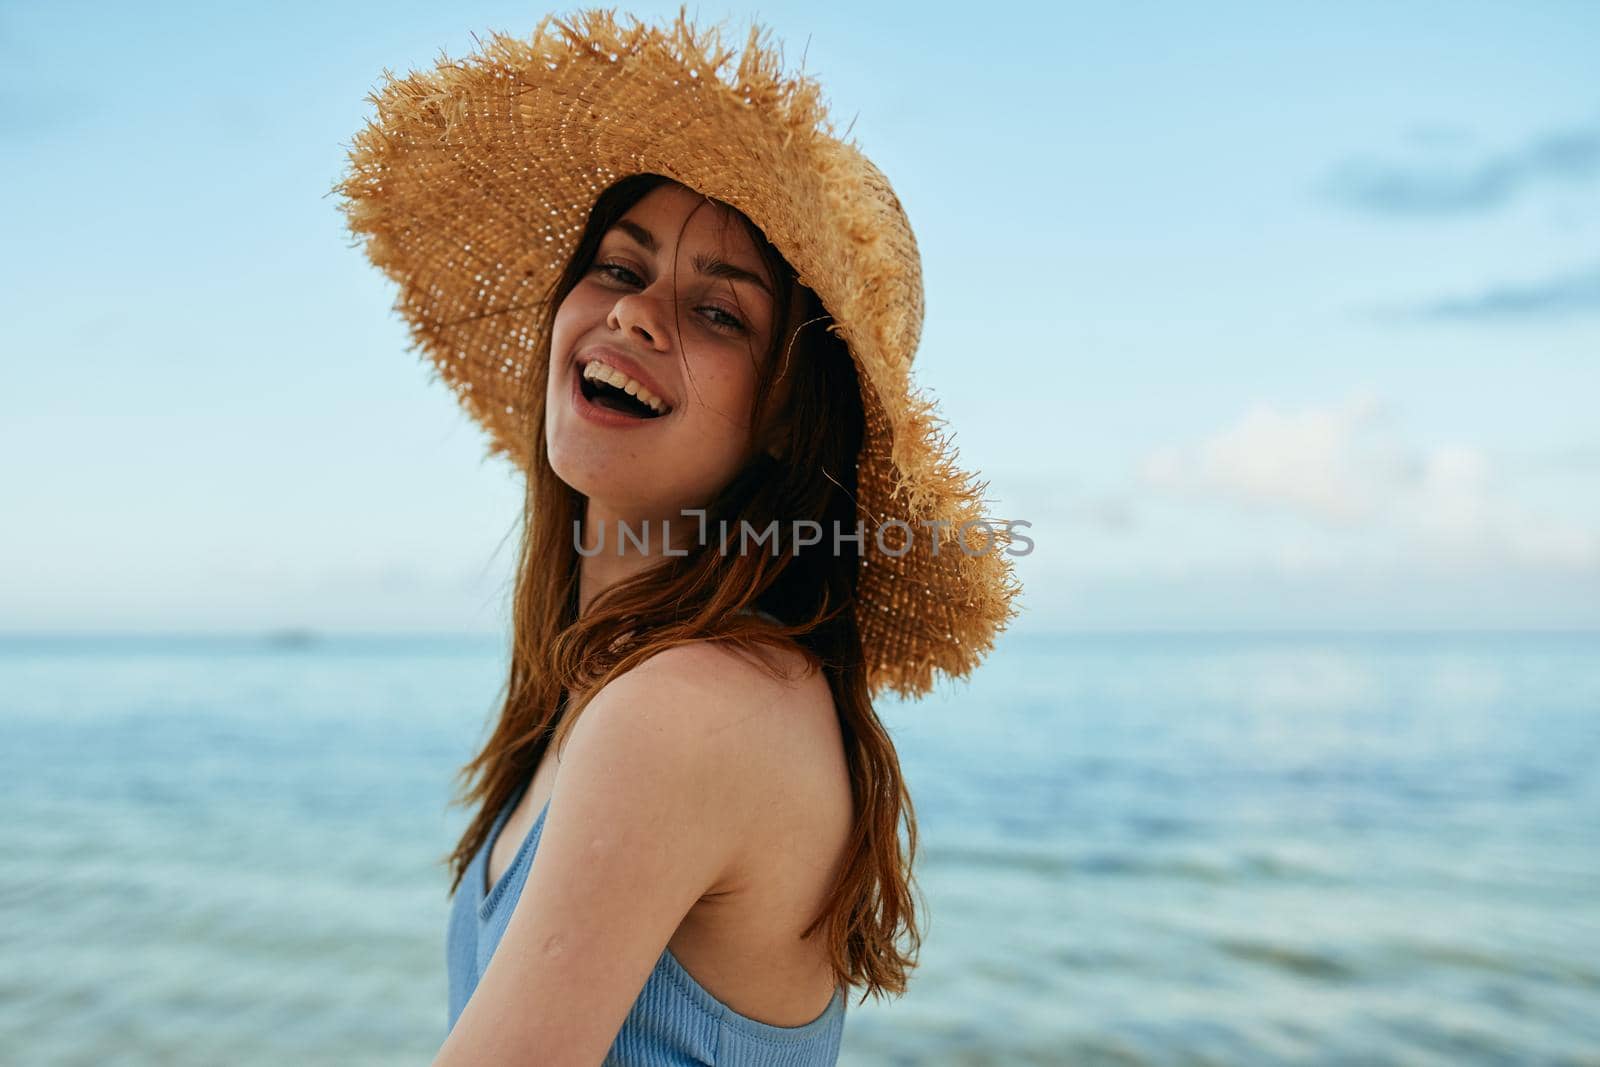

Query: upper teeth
left=582, top=360, right=670, bottom=415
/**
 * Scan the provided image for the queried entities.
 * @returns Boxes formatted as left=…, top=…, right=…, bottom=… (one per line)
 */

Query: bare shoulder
left=626, top=638, right=829, bottom=712
left=595, top=639, right=832, bottom=729
left=442, top=640, right=836, bottom=1060
left=567, top=637, right=840, bottom=818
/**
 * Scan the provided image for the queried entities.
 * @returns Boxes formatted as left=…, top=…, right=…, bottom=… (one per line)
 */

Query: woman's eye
left=592, top=261, right=747, bottom=333
left=699, top=305, right=747, bottom=332
left=594, top=261, right=642, bottom=286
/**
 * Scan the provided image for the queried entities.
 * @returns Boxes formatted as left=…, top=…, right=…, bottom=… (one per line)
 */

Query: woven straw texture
left=334, top=7, right=1022, bottom=698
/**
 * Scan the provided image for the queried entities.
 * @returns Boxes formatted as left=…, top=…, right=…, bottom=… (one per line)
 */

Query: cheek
left=684, top=361, right=762, bottom=429
left=546, top=289, right=603, bottom=393
left=549, top=289, right=592, bottom=349
left=698, top=352, right=745, bottom=384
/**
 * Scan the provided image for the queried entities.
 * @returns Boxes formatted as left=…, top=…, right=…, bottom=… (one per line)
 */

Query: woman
left=336, top=10, right=1021, bottom=1064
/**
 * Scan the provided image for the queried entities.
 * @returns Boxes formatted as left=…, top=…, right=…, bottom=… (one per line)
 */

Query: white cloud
left=1141, top=391, right=1600, bottom=573
left=1140, top=389, right=1413, bottom=524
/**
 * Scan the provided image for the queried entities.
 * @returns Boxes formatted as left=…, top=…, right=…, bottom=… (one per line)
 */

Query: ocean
left=2, top=630, right=1597, bottom=1065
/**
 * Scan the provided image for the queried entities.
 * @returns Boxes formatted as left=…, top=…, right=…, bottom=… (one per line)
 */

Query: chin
left=545, top=448, right=615, bottom=502
left=545, top=448, right=659, bottom=514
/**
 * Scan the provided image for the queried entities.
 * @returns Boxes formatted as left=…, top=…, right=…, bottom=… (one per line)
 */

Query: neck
left=575, top=498, right=698, bottom=617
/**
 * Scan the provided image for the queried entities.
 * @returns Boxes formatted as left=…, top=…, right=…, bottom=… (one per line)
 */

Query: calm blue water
left=2, top=631, right=1597, bottom=1065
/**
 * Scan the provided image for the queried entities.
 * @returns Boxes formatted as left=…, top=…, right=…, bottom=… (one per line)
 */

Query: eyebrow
left=611, top=219, right=774, bottom=299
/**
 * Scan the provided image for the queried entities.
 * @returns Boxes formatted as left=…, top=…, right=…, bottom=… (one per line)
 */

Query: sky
left=2, top=1, right=1597, bottom=635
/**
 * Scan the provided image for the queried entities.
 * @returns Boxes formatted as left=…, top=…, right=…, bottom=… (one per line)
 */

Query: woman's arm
left=433, top=642, right=783, bottom=1066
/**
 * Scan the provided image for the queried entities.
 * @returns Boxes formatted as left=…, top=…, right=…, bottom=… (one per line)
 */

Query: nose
left=606, top=286, right=672, bottom=351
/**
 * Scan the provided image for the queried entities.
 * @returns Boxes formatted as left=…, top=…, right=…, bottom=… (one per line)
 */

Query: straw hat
left=334, top=6, right=1023, bottom=698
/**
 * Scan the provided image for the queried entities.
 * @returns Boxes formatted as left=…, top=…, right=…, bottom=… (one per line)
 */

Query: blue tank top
left=444, top=612, right=848, bottom=1064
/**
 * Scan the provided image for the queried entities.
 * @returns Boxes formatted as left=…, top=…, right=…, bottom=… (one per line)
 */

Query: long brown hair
left=443, top=172, right=922, bottom=1002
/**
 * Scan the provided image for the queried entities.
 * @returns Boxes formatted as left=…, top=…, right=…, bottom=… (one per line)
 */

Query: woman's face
left=545, top=183, right=781, bottom=527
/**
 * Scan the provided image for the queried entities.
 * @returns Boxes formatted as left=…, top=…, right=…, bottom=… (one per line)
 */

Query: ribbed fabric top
left=445, top=609, right=848, bottom=1065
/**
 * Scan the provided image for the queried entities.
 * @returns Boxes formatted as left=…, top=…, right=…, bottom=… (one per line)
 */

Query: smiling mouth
left=578, top=369, right=668, bottom=419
